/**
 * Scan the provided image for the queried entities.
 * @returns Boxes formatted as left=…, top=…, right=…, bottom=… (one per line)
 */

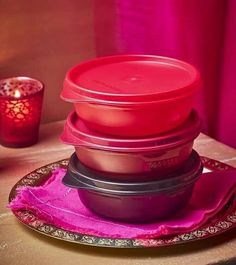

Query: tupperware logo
left=147, top=157, right=179, bottom=170
left=93, top=80, right=122, bottom=93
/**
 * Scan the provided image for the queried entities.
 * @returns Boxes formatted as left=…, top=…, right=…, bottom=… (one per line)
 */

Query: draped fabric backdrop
left=94, top=0, right=236, bottom=148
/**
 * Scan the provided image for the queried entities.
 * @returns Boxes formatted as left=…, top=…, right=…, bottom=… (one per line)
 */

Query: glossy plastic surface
left=78, top=188, right=194, bottom=222
left=73, top=96, right=195, bottom=137
left=75, top=143, right=193, bottom=177
left=62, top=55, right=200, bottom=102
left=62, top=110, right=200, bottom=151
left=63, top=151, right=203, bottom=222
left=61, top=55, right=201, bottom=136
left=61, top=111, right=200, bottom=175
left=65, top=151, right=202, bottom=191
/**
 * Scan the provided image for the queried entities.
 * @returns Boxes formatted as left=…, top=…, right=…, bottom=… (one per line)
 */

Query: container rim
left=63, top=151, right=203, bottom=195
left=61, top=110, right=201, bottom=152
left=62, top=54, right=201, bottom=103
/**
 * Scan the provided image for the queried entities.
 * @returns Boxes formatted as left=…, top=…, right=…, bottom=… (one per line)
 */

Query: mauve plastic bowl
left=62, top=151, right=203, bottom=223
left=60, top=110, right=201, bottom=179
left=61, top=55, right=201, bottom=137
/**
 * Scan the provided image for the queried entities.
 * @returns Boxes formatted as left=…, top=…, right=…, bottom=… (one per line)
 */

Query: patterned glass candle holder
left=0, top=77, right=44, bottom=147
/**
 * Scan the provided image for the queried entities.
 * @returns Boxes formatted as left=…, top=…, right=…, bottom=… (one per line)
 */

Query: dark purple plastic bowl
left=62, top=150, right=203, bottom=223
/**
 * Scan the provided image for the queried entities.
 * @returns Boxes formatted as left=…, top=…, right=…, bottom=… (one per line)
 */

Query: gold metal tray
left=8, top=157, right=236, bottom=248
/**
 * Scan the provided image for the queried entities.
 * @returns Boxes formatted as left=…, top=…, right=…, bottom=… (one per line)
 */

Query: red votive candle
left=0, top=77, right=44, bottom=148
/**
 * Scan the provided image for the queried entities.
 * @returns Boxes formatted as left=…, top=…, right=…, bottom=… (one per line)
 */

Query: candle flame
left=14, top=89, right=21, bottom=98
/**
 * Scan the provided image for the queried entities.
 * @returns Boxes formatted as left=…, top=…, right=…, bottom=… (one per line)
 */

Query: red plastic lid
left=61, top=55, right=201, bottom=104
left=61, top=110, right=201, bottom=152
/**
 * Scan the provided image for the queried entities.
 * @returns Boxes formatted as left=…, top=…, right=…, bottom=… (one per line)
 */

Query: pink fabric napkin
left=9, top=168, right=236, bottom=239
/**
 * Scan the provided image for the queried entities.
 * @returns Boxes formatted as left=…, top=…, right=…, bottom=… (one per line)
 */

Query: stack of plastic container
left=60, top=55, right=203, bottom=223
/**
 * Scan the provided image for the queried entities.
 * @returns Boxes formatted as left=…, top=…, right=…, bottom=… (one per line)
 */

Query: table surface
left=1, top=120, right=236, bottom=265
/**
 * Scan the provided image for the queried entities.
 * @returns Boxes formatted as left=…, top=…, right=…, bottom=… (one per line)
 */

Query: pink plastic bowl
left=61, top=55, right=201, bottom=137
left=61, top=110, right=201, bottom=180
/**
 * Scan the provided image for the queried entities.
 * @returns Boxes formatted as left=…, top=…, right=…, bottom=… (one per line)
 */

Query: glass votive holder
left=0, top=77, right=44, bottom=148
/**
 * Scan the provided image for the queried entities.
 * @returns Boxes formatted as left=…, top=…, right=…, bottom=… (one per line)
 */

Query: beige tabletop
left=1, top=121, right=236, bottom=265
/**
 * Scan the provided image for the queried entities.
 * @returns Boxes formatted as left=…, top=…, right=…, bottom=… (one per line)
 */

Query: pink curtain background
left=94, top=0, right=236, bottom=148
